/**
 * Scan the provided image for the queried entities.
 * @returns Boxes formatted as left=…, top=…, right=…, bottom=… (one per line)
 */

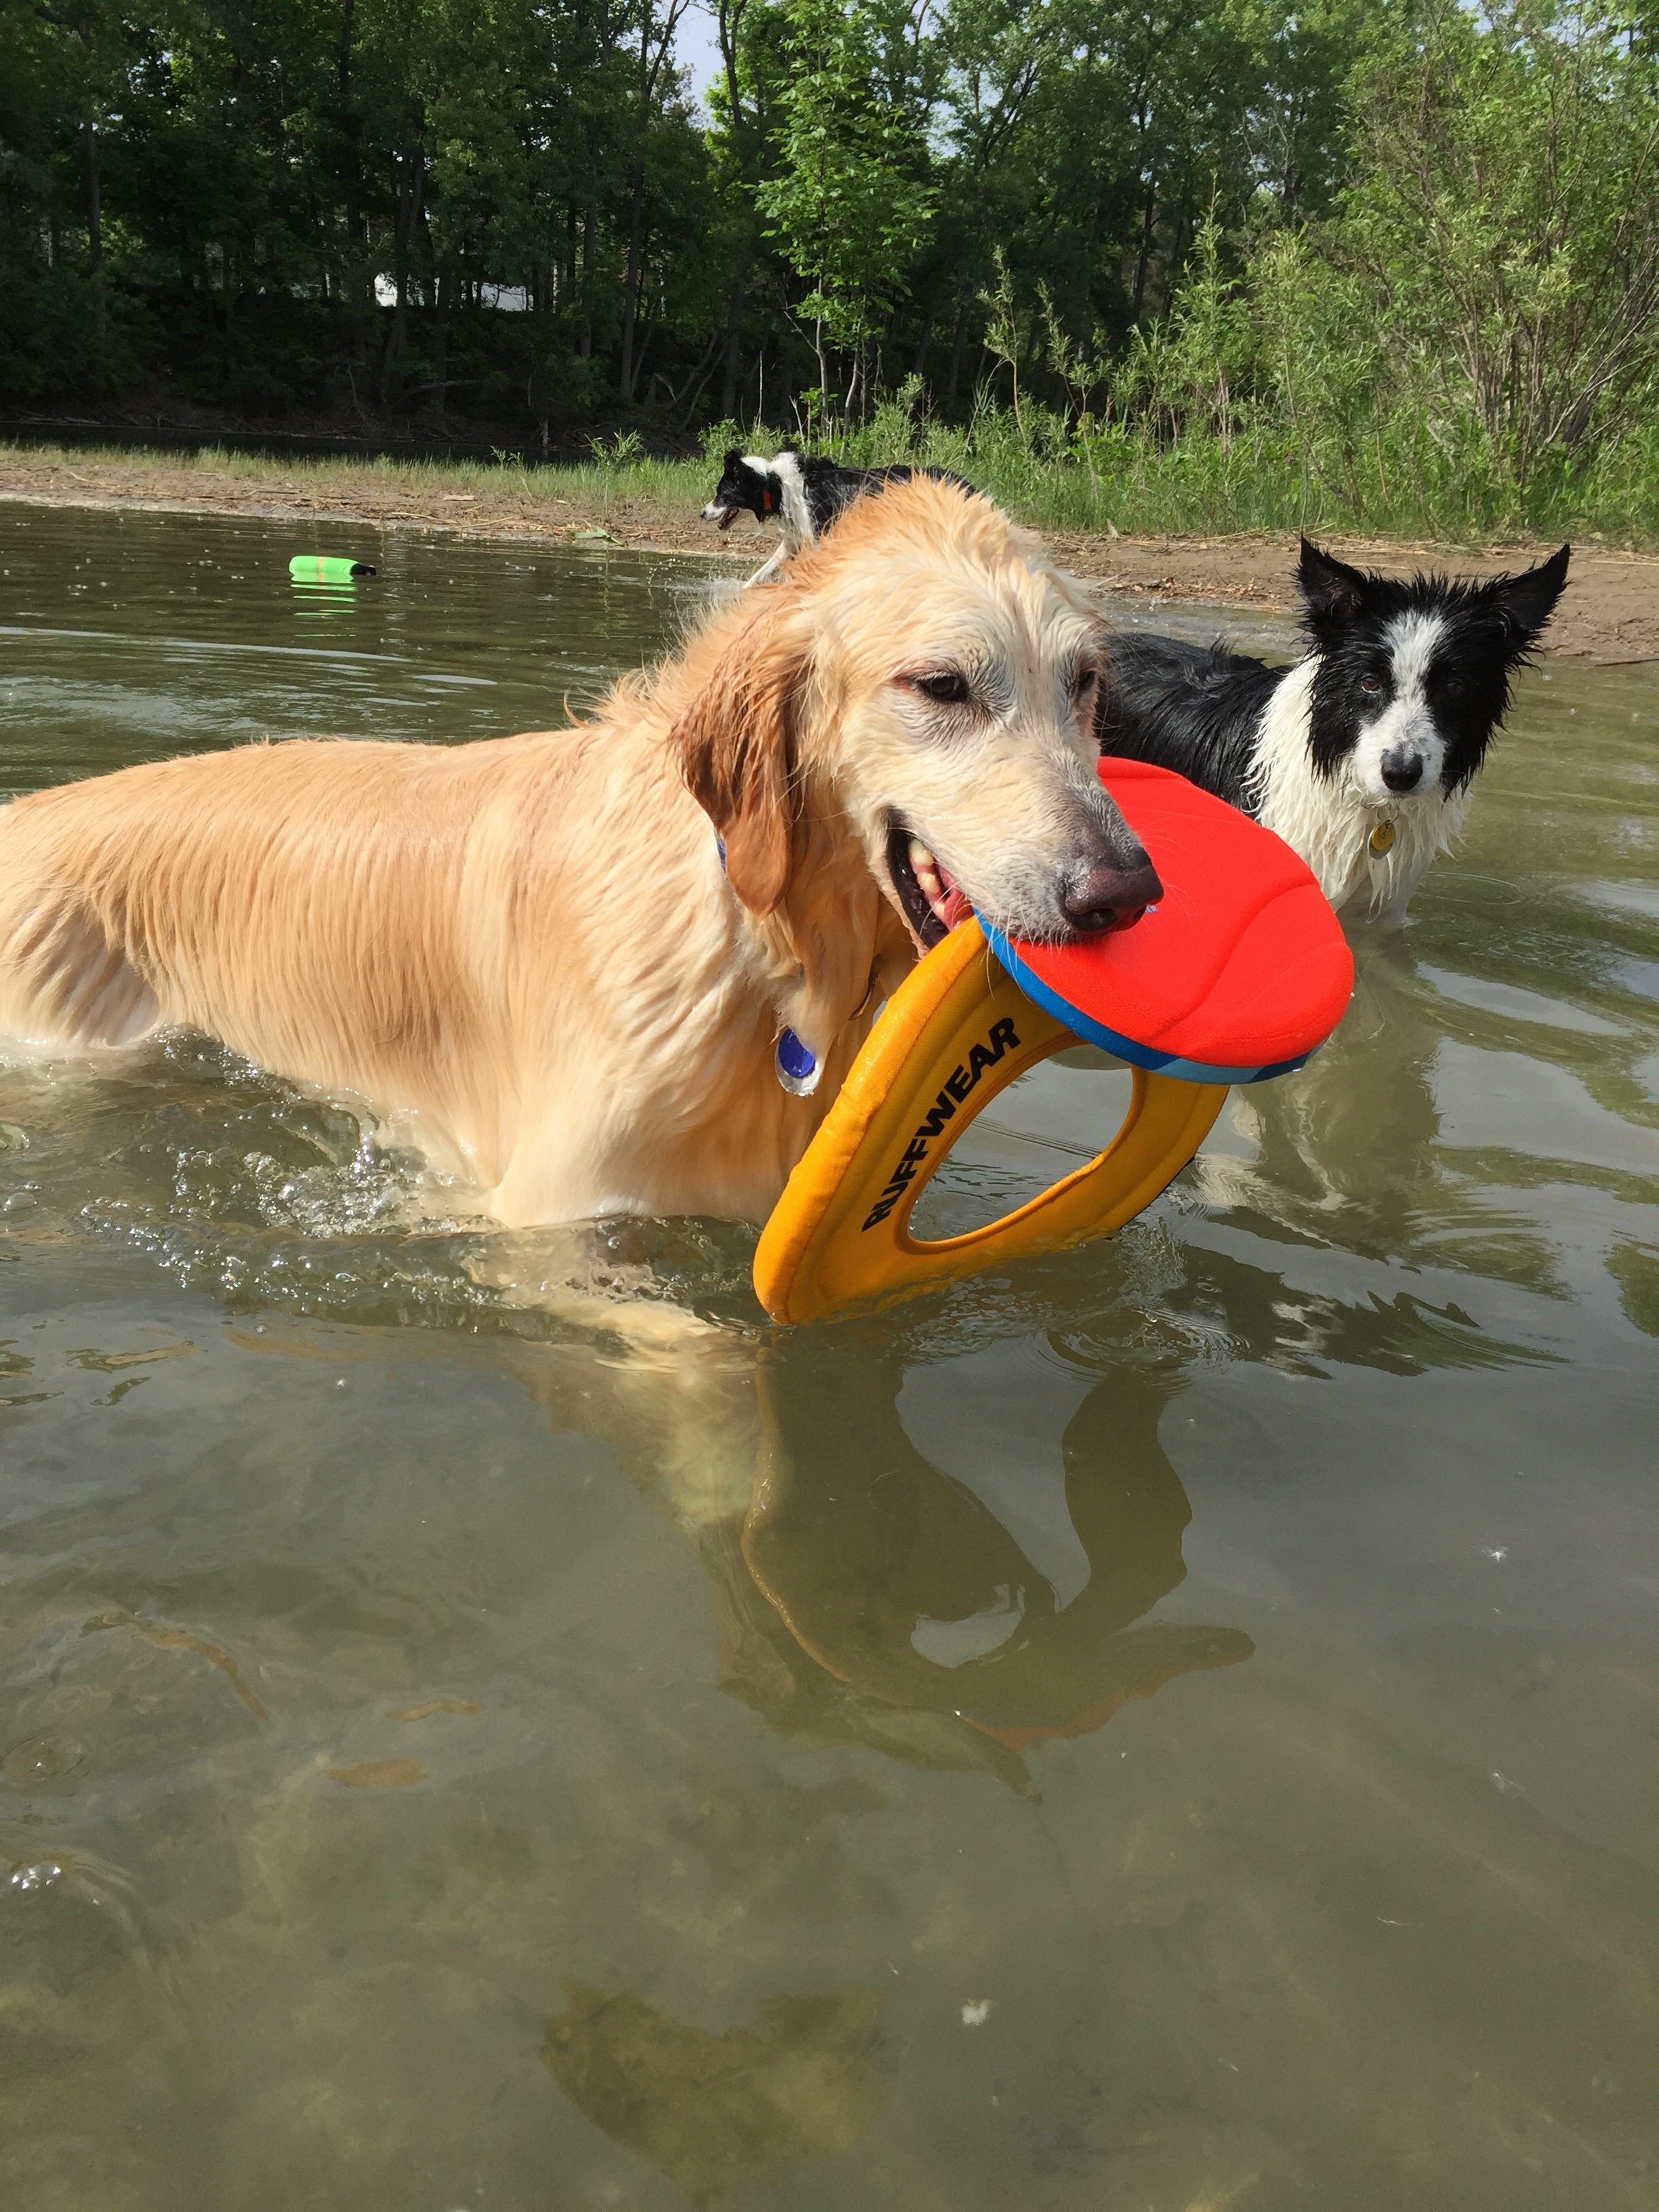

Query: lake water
left=2, top=503, right=1657, bottom=2211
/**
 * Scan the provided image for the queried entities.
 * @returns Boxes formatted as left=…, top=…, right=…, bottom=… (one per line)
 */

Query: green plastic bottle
left=288, top=555, right=376, bottom=581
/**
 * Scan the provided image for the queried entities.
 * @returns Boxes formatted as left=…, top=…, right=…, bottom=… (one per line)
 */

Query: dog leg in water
left=742, top=541, right=790, bottom=590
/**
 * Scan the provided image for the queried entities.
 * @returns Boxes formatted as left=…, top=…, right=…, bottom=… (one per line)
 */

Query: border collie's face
left=1299, top=540, right=1570, bottom=804
left=700, top=449, right=781, bottom=531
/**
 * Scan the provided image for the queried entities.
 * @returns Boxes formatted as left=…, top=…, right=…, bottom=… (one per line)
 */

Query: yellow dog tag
left=753, top=920, right=1227, bottom=1324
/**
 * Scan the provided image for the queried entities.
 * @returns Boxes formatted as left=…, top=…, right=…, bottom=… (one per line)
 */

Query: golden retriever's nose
left=1062, top=852, right=1163, bottom=933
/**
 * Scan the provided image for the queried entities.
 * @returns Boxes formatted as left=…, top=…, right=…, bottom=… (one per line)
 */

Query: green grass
left=834, top=404, right=1659, bottom=548
left=10, top=421, right=1658, bottom=550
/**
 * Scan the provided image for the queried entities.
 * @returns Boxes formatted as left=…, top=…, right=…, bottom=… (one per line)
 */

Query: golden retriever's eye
left=912, top=670, right=971, bottom=705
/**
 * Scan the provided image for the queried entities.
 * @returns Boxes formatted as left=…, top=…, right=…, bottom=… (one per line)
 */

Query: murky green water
left=3, top=504, right=1658, bottom=2210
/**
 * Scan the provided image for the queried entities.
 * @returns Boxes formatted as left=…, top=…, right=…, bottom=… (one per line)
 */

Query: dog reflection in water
left=418, top=1296, right=1251, bottom=1787
left=727, top=1351, right=1250, bottom=1786
left=243, top=1268, right=1249, bottom=1784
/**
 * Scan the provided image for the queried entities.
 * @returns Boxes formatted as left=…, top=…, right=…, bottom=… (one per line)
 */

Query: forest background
left=3, top=0, right=1658, bottom=541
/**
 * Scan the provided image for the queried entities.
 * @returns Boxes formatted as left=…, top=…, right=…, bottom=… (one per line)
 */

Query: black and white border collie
left=1098, top=539, right=1570, bottom=920
left=701, top=447, right=968, bottom=586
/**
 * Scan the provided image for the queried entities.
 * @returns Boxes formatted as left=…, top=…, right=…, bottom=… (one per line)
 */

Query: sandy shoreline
left=3, top=447, right=1657, bottom=662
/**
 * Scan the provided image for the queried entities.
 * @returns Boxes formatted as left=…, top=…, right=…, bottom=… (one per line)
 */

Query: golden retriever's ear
left=672, top=601, right=806, bottom=916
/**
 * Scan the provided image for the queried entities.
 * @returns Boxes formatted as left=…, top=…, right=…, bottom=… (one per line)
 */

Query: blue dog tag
left=776, top=1027, right=821, bottom=1097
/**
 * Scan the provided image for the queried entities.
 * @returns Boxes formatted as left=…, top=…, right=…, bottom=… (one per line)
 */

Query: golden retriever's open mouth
left=886, top=818, right=974, bottom=949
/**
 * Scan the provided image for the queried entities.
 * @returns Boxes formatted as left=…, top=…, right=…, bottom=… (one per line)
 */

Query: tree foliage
left=1, top=0, right=1657, bottom=532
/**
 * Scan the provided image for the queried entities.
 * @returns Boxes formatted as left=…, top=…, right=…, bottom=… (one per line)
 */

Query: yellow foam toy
left=752, top=918, right=1228, bottom=1324
left=754, top=760, right=1355, bottom=1325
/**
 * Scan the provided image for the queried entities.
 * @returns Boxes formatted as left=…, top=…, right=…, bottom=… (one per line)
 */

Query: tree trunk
left=1166, top=212, right=1189, bottom=313
left=1132, top=184, right=1157, bottom=323
left=619, top=159, right=646, bottom=396
left=85, top=118, right=102, bottom=273
left=579, top=199, right=595, bottom=359
left=77, top=18, right=105, bottom=344
left=340, top=0, right=365, bottom=365
left=382, top=144, right=422, bottom=392
left=632, top=316, right=656, bottom=396
left=718, top=0, right=745, bottom=133
left=679, top=322, right=722, bottom=427
left=945, top=304, right=968, bottom=409
left=431, top=267, right=448, bottom=415
left=720, top=283, right=744, bottom=417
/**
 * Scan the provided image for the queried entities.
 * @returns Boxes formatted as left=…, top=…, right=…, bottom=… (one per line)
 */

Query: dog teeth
left=906, top=835, right=963, bottom=926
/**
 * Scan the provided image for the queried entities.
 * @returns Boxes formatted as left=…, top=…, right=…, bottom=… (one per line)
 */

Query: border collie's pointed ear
left=671, top=602, right=808, bottom=917
left=722, top=447, right=742, bottom=472
left=1487, top=544, right=1570, bottom=651
left=1297, top=539, right=1370, bottom=631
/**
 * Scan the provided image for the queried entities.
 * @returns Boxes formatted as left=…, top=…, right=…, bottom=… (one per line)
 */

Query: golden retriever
left=0, top=478, right=1160, bottom=1226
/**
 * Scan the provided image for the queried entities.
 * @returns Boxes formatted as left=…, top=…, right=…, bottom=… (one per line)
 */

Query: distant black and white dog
left=701, top=447, right=969, bottom=586
left=1098, top=539, right=1571, bottom=920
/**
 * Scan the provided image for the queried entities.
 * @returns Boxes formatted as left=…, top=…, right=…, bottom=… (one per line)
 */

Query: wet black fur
left=1098, top=539, right=1572, bottom=810
left=1094, top=634, right=1283, bottom=808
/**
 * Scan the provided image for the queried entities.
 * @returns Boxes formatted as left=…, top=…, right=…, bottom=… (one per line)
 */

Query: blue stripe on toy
left=982, top=924, right=1313, bottom=1087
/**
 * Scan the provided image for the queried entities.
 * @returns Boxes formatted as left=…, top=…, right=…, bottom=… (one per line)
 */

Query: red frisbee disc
left=983, top=760, right=1353, bottom=1082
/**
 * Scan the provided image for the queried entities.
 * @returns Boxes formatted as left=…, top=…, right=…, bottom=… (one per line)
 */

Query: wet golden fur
left=0, top=479, right=1135, bottom=1225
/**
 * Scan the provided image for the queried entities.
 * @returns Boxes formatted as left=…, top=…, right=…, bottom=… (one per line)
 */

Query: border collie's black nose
left=1381, top=746, right=1425, bottom=793
left=1063, top=851, right=1164, bottom=933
